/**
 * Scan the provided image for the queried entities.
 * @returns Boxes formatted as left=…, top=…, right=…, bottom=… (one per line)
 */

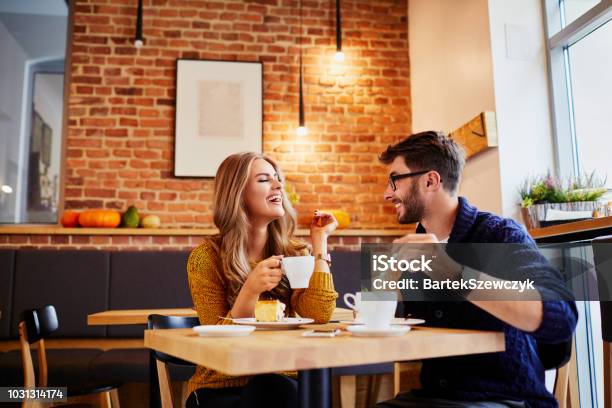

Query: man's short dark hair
left=379, top=131, right=466, bottom=194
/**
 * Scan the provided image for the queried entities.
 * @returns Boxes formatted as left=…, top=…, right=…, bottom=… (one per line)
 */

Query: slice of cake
left=255, top=300, right=286, bottom=322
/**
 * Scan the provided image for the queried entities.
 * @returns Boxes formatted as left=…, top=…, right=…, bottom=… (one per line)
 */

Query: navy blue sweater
left=410, top=197, right=578, bottom=407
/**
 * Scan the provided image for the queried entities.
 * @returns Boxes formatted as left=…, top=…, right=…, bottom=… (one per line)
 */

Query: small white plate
left=192, top=325, right=255, bottom=337
left=340, top=318, right=425, bottom=326
left=232, top=317, right=314, bottom=330
left=392, top=318, right=426, bottom=326
left=347, top=325, right=411, bottom=337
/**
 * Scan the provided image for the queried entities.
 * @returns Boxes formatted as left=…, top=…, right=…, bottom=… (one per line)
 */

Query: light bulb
left=334, top=51, right=345, bottom=62
left=297, top=126, right=308, bottom=137
left=1, top=185, right=13, bottom=194
left=134, top=39, right=143, bottom=48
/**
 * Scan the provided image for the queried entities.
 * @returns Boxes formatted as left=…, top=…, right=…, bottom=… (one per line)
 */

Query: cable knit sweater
left=409, top=197, right=578, bottom=408
left=186, top=238, right=338, bottom=394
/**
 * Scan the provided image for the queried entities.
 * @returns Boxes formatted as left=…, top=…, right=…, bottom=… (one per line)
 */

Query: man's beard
left=397, top=181, right=425, bottom=224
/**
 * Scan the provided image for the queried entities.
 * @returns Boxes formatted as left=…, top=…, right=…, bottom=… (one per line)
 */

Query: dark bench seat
left=0, top=248, right=391, bottom=388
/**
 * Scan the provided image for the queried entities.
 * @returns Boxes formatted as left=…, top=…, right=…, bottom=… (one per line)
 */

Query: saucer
left=347, top=325, right=411, bottom=337
left=340, top=318, right=425, bottom=326
left=232, top=317, right=314, bottom=330
left=192, top=325, right=255, bottom=337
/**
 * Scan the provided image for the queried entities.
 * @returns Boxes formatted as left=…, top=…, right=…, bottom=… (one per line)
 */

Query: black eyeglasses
left=388, top=170, right=431, bottom=191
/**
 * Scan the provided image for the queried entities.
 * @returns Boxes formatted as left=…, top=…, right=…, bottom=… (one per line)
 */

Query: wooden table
left=87, top=307, right=354, bottom=326
left=145, top=326, right=505, bottom=408
left=87, top=308, right=197, bottom=326
left=87, top=307, right=354, bottom=407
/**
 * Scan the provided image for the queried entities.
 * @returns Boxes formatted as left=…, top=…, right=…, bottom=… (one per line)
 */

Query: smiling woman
left=185, top=151, right=339, bottom=408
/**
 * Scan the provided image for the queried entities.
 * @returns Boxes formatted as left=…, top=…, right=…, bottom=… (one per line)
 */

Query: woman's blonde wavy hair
left=211, top=152, right=307, bottom=306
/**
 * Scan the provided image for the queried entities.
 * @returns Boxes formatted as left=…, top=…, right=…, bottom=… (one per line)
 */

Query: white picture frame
left=174, top=59, right=263, bottom=177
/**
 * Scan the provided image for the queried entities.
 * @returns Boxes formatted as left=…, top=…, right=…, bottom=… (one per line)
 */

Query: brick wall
left=66, top=0, right=410, bottom=229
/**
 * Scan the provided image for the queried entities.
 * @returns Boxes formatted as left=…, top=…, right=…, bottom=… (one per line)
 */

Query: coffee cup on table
left=359, top=291, right=397, bottom=329
left=343, top=292, right=363, bottom=323
left=281, top=255, right=314, bottom=289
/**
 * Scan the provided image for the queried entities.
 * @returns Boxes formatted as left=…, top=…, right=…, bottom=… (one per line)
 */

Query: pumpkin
left=60, top=211, right=80, bottom=228
left=140, top=214, right=161, bottom=229
left=320, top=209, right=350, bottom=229
left=78, top=210, right=121, bottom=228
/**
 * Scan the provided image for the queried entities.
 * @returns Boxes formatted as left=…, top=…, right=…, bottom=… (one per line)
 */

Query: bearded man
left=376, top=131, right=577, bottom=408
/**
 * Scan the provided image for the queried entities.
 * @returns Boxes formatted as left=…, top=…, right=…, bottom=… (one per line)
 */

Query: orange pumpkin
left=78, top=210, right=121, bottom=228
left=320, top=209, right=350, bottom=229
left=60, top=211, right=80, bottom=228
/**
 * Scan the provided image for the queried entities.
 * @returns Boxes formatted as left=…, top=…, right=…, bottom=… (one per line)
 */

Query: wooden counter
left=529, top=216, right=612, bottom=242
left=0, top=226, right=412, bottom=237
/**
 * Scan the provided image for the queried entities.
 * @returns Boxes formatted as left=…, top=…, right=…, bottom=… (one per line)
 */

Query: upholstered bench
left=0, top=249, right=193, bottom=387
left=0, top=248, right=392, bottom=396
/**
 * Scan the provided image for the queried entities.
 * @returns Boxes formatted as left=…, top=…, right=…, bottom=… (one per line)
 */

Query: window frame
left=543, top=0, right=612, bottom=177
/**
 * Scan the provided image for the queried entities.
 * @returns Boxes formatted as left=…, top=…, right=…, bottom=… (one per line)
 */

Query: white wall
left=409, top=0, right=502, bottom=214
left=0, top=20, right=27, bottom=222
left=487, top=0, right=556, bottom=221
left=409, top=0, right=557, bottom=222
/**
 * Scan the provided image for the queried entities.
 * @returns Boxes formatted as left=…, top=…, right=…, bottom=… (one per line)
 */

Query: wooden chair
left=19, top=305, right=121, bottom=408
left=147, top=314, right=199, bottom=408
left=393, top=338, right=576, bottom=407
left=593, top=235, right=612, bottom=407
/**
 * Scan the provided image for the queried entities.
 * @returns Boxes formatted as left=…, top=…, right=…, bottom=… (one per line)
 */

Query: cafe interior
left=1, top=0, right=611, bottom=407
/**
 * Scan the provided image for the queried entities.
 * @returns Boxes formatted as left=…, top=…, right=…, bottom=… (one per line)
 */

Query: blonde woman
left=186, top=152, right=338, bottom=408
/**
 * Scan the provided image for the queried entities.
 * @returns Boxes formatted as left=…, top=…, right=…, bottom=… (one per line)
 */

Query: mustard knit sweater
left=187, top=238, right=338, bottom=393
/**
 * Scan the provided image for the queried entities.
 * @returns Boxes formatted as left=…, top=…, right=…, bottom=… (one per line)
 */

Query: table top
left=88, top=308, right=197, bottom=325
left=87, top=307, right=354, bottom=326
left=144, top=326, right=505, bottom=376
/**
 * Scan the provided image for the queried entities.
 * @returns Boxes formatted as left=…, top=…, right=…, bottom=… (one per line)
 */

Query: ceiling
left=0, top=0, right=67, bottom=60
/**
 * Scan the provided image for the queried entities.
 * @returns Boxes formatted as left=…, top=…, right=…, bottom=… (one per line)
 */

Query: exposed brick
left=62, top=0, right=410, bottom=233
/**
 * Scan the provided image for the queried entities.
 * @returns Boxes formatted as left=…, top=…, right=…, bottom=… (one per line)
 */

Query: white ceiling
left=0, top=0, right=67, bottom=16
left=0, top=13, right=67, bottom=58
left=0, top=0, right=67, bottom=59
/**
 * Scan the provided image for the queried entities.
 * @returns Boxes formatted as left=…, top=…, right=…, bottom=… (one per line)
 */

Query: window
left=0, top=0, right=68, bottom=223
left=545, top=0, right=612, bottom=185
left=544, top=1, right=612, bottom=406
left=567, top=21, right=612, bottom=186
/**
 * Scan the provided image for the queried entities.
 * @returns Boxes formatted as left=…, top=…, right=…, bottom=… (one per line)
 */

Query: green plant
left=284, top=182, right=299, bottom=205
left=519, top=171, right=607, bottom=208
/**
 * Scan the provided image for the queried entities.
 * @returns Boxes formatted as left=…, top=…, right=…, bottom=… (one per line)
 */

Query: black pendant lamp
left=297, top=0, right=308, bottom=136
left=334, top=0, right=345, bottom=62
left=134, top=0, right=144, bottom=48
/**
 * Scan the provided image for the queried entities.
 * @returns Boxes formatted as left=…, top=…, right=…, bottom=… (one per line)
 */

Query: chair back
left=536, top=340, right=572, bottom=370
left=147, top=314, right=199, bottom=365
left=593, top=235, right=612, bottom=407
left=593, top=235, right=612, bottom=340
left=18, top=305, right=59, bottom=391
left=20, top=305, right=59, bottom=343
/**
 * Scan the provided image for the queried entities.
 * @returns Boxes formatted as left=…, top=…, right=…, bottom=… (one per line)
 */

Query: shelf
left=0, top=225, right=412, bottom=237
left=528, top=216, right=612, bottom=240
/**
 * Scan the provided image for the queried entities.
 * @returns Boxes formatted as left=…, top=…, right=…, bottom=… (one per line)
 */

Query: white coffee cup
left=282, top=255, right=314, bottom=288
left=359, top=292, right=397, bottom=329
left=343, top=292, right=363, bottom=323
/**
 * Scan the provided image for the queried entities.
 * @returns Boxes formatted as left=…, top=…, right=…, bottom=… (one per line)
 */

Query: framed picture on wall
left=174, top=59, right=263, bottom=177
left=31, top=111, right=43, bottom=153
left=42, top=123, right=52, bottom=166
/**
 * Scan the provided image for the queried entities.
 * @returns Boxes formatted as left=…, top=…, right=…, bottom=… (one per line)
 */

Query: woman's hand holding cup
left=244, top=255, right=284, bottom=296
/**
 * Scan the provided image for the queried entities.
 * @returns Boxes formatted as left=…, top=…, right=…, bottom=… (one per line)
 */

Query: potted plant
left=519, top=171, right=607, bottom=229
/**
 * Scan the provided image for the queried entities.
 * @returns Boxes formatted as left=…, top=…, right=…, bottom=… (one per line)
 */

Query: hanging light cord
left=298, top=0, right=305, bottom=127
left=336, top=0, right=342, bottom=52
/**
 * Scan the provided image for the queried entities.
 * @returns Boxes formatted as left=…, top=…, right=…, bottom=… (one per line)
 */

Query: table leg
left=298, top=368, right=332, bottom=408
left=150, top=350, right=160, bottom=408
